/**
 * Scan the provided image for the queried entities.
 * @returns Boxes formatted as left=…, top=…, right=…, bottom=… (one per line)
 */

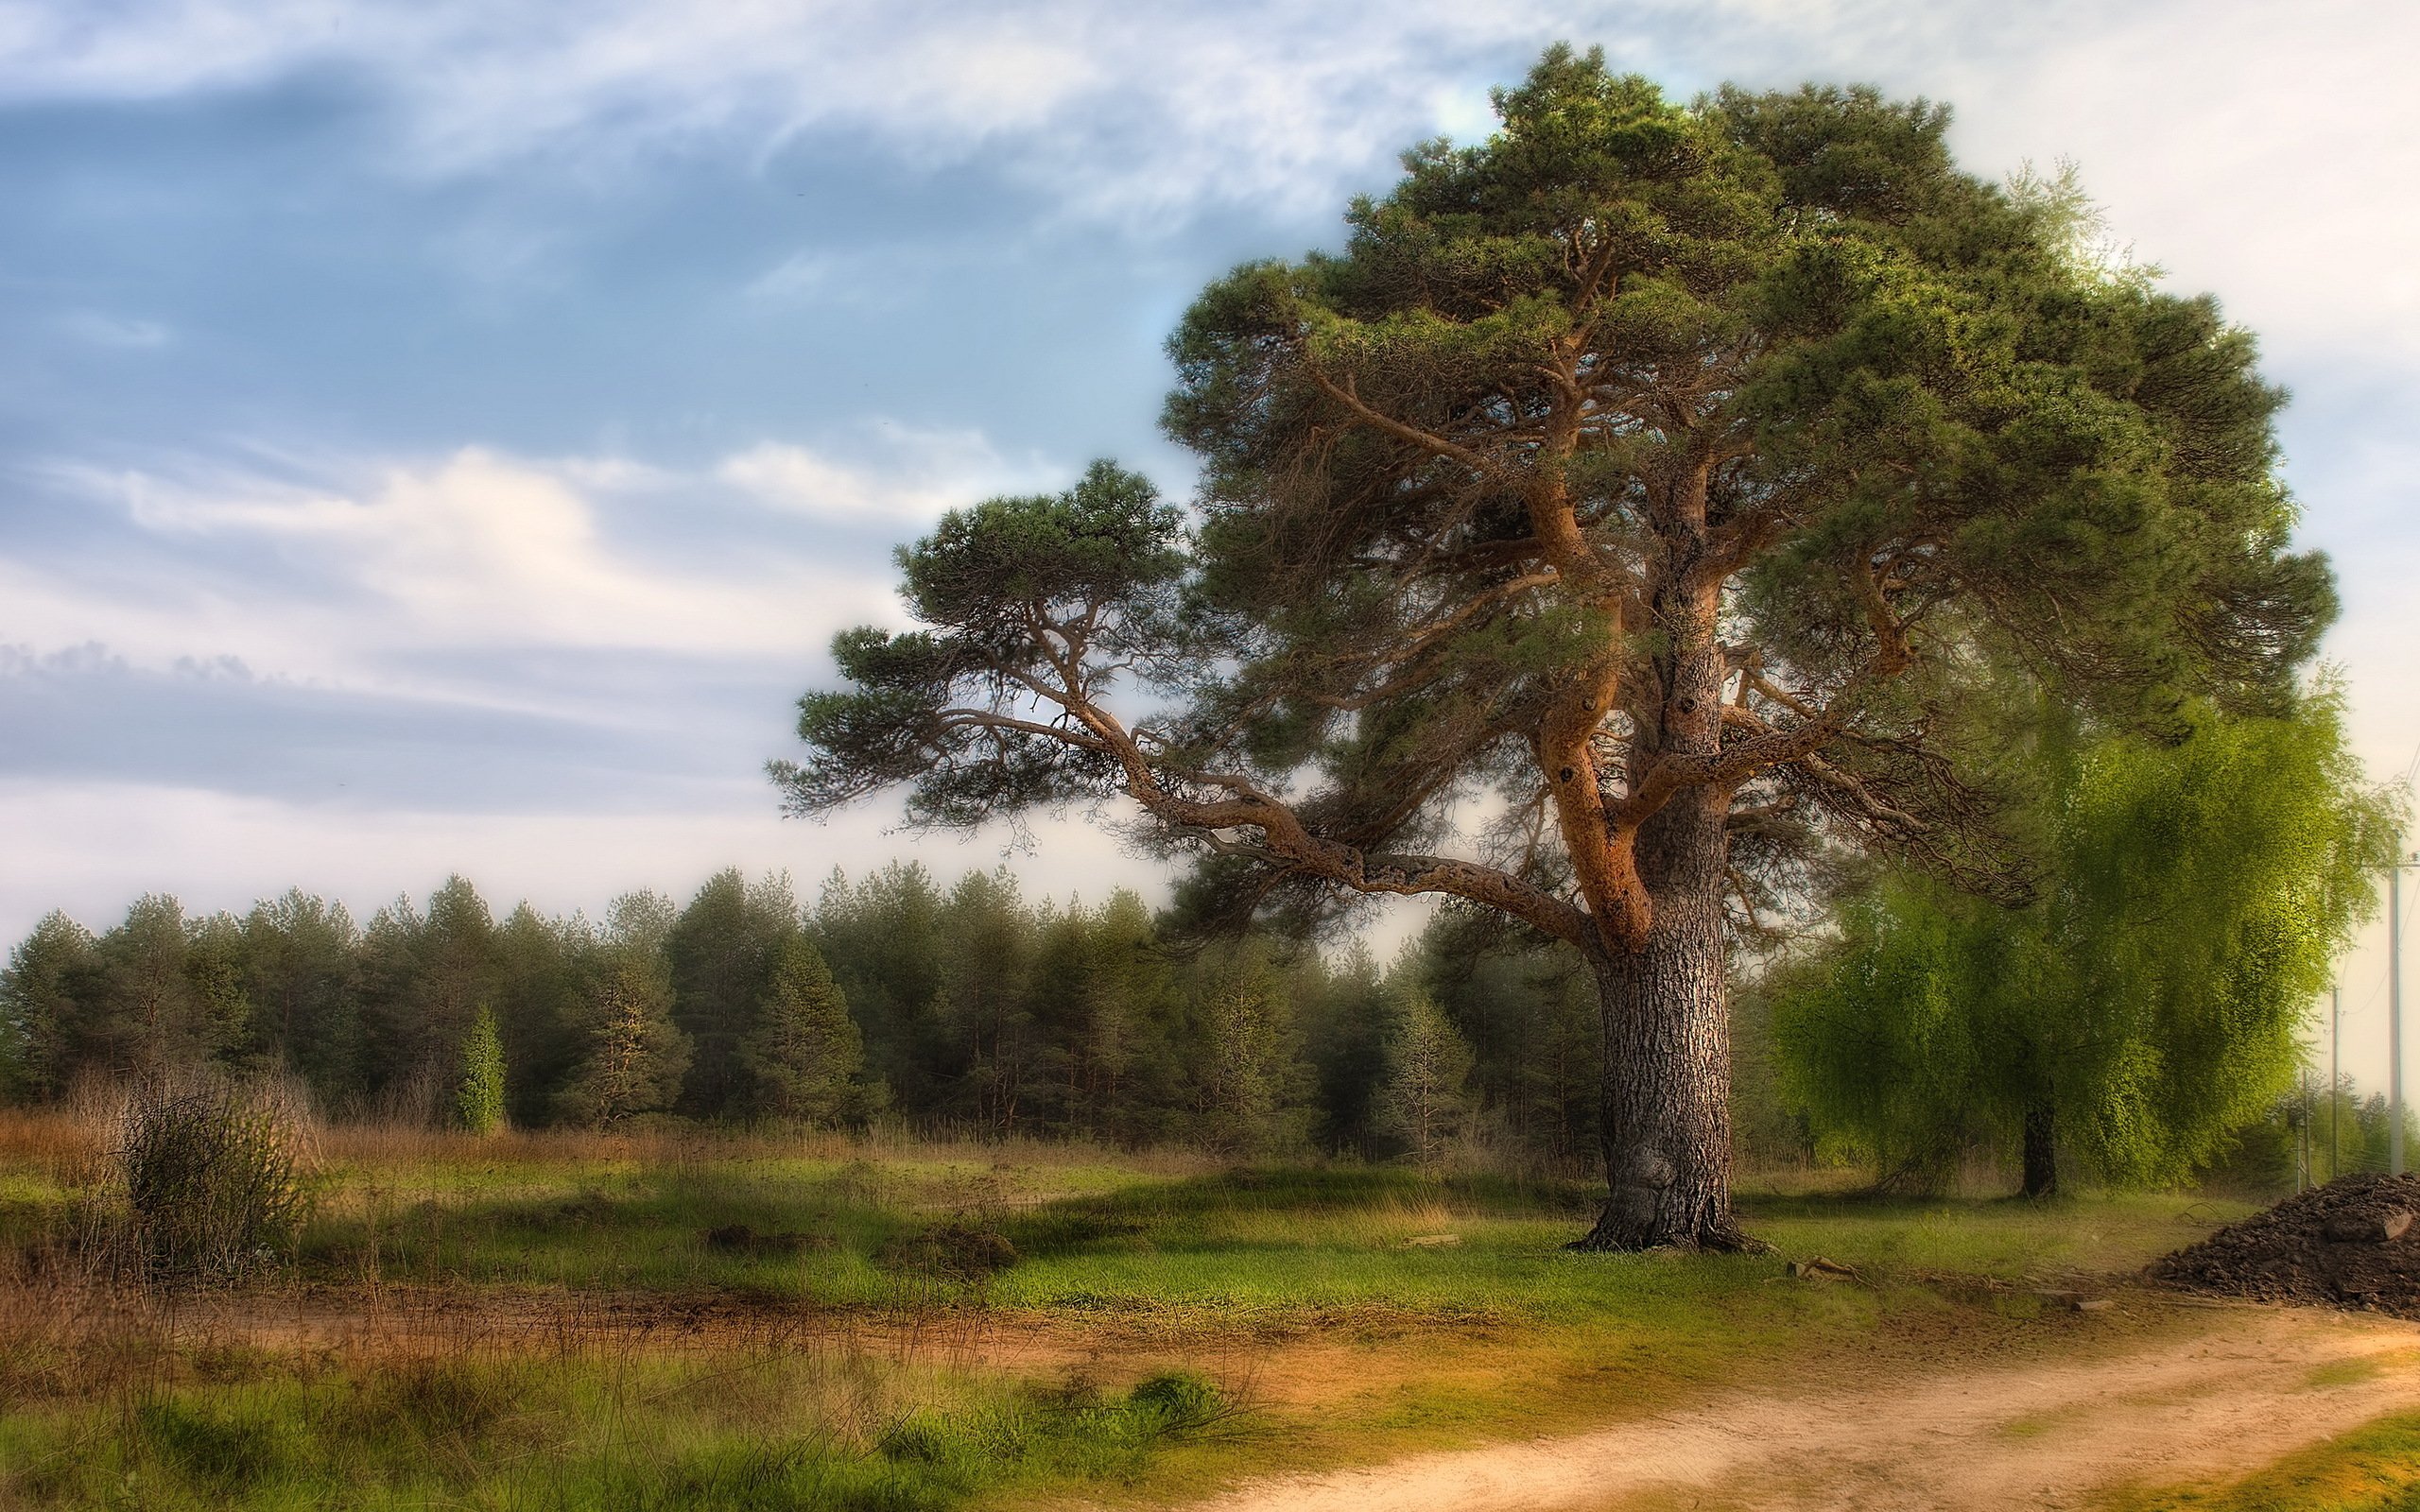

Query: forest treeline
left=0, top=867, right=1617, bottom=1165
left=2, top=864, right=2396, bottom=1187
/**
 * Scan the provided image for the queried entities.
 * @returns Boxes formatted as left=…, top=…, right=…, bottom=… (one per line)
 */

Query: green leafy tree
left=1772, top=690, right=2389, bottom=1195
left=777, top=50, right=2329, bottom=1246
left=736, top=936, right=866, bottom=1126
left=455, top=1006, right=508, bottom=1136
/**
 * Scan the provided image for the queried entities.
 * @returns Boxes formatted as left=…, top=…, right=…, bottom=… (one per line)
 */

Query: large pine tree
left=779, top=49, right=2331, bottom=1247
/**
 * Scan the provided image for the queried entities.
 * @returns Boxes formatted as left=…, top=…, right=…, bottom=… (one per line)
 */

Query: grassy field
left=0, top=1109, right=2367, bottom=1511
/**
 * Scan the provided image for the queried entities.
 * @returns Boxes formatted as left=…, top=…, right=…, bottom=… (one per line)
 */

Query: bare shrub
left=107, top=1080, right=318, bottom=1285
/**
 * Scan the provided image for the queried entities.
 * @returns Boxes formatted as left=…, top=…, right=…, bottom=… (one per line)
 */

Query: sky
left=3, top=0, right=2417, bottom=1087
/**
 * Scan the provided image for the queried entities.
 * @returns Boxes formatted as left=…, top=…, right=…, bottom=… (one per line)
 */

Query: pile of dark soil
left=2150, top=1173, right=2420, bottom=1317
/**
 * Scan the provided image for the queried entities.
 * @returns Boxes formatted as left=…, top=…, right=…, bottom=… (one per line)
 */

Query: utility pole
left=2389, top=750, right=2420, bottom=1177
left=2297, top=1064, right=2311, bottom=1193
left=2332, top=983, right=2342, bottom=1182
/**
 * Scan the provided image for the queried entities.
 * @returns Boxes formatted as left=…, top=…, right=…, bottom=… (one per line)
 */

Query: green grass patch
left=2106, top=1411, right=2420, bottom=1510
left=0, top=1351, right=1237, bottom=1511
left=2308, top=1358, right=2389, bottom=1389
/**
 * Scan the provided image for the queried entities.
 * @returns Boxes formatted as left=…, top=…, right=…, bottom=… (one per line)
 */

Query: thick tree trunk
left=2021, top=1104, right=2058, bottom=1198
left=1574, top=784, right=1744, bottom=1252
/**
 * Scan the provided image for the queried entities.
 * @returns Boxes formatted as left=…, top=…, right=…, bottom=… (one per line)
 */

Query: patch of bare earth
left=1185, top=1301, right=2420, bottom=1512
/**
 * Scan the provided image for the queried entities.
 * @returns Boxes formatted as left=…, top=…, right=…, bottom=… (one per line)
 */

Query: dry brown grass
left=0, top=1105, right=105, bottom=1180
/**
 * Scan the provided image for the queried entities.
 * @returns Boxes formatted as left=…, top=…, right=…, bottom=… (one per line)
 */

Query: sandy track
left=1193, top=1303, right=2420, bottom=1512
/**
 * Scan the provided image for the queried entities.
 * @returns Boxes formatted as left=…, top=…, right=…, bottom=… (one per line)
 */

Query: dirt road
left=1193, top=1303, right=2420, bottom=1512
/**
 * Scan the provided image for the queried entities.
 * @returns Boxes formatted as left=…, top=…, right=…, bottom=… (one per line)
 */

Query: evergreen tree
left=815, top=863, right=945, bottom=1111
left=491, top=902, right=592, bottom=1125
left=81, top=895, right=228, bottom=1076
left=735, top=936, right=865, bottom=1126
left=183, top=911, right=256, bottom=1074
left=0, top=911, right=93, bottom=1102
left=778, top=51, right=2331, bottom=1246
left=1022, top=890, right=1184, bottom=1141
left=934, top=868, right=1036, bottom=1131
left=557, top=957, right=689, bottom=1128
left=238, top=891, right=361, bottom=1109
left=455, top=1005, right=508, bottom=1136
left=1185, top=943, right=1313, bottom=1155
left=357, top=877, right=501, bottom=1112
left=1417, top=918, right=1599, bottom=1166
left=1377, top=991, right=1476, bottom=1165
left=1297, top=944, right=1393, bottom=1156
left=666, top=869, right=802, bottom=1117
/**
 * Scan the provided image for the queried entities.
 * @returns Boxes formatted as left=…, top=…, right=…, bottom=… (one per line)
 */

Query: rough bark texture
left=1575, top=566, right=1745, bottom=1251
left=2022, top=1104, right=2059, bottom=1198
left=1574, top=782, right=1743, bottom=1250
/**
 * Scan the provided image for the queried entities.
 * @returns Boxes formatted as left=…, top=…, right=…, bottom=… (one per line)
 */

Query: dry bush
left=105, top=1080, right=318, bottom=1285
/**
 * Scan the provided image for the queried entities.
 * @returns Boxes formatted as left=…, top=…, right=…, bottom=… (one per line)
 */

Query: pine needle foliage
left=772, top=45, right=2340, bottom=1246
left=1378, top=992, right=1477, bottom=1165
left=737, top=936, right=867, bottom=1127
left=556, top=959, right=689, bottom=1129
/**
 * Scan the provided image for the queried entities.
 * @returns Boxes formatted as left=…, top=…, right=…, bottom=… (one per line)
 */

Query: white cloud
left=58, top=310, right=172, bottom=348
left=746, top=249, right=853, bottom=303
left=6, top=1, right=2414, bottom=359
left=0, top=0, right=1550, bottom=220
left=43, top=446, right=869, bottom=666
left=2, top=426, right=1063, bottom=772
left=743, top=246, right=949, bottom=307
left=717, top=425, right=1058, bottom=524
left=1897, top=2, right=2420, bottom=366
left=9, top=0, right=2420, bottom=1074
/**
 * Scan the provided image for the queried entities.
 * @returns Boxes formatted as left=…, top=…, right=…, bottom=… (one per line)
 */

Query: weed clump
left=137, top=1399, right=302, bottom=1491
left=877, top=1220, right=1017, bottom=1281
left=1126, top=1369, right=1225, bottom=1432
left=108, top=1082, right=316, bottom=1284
